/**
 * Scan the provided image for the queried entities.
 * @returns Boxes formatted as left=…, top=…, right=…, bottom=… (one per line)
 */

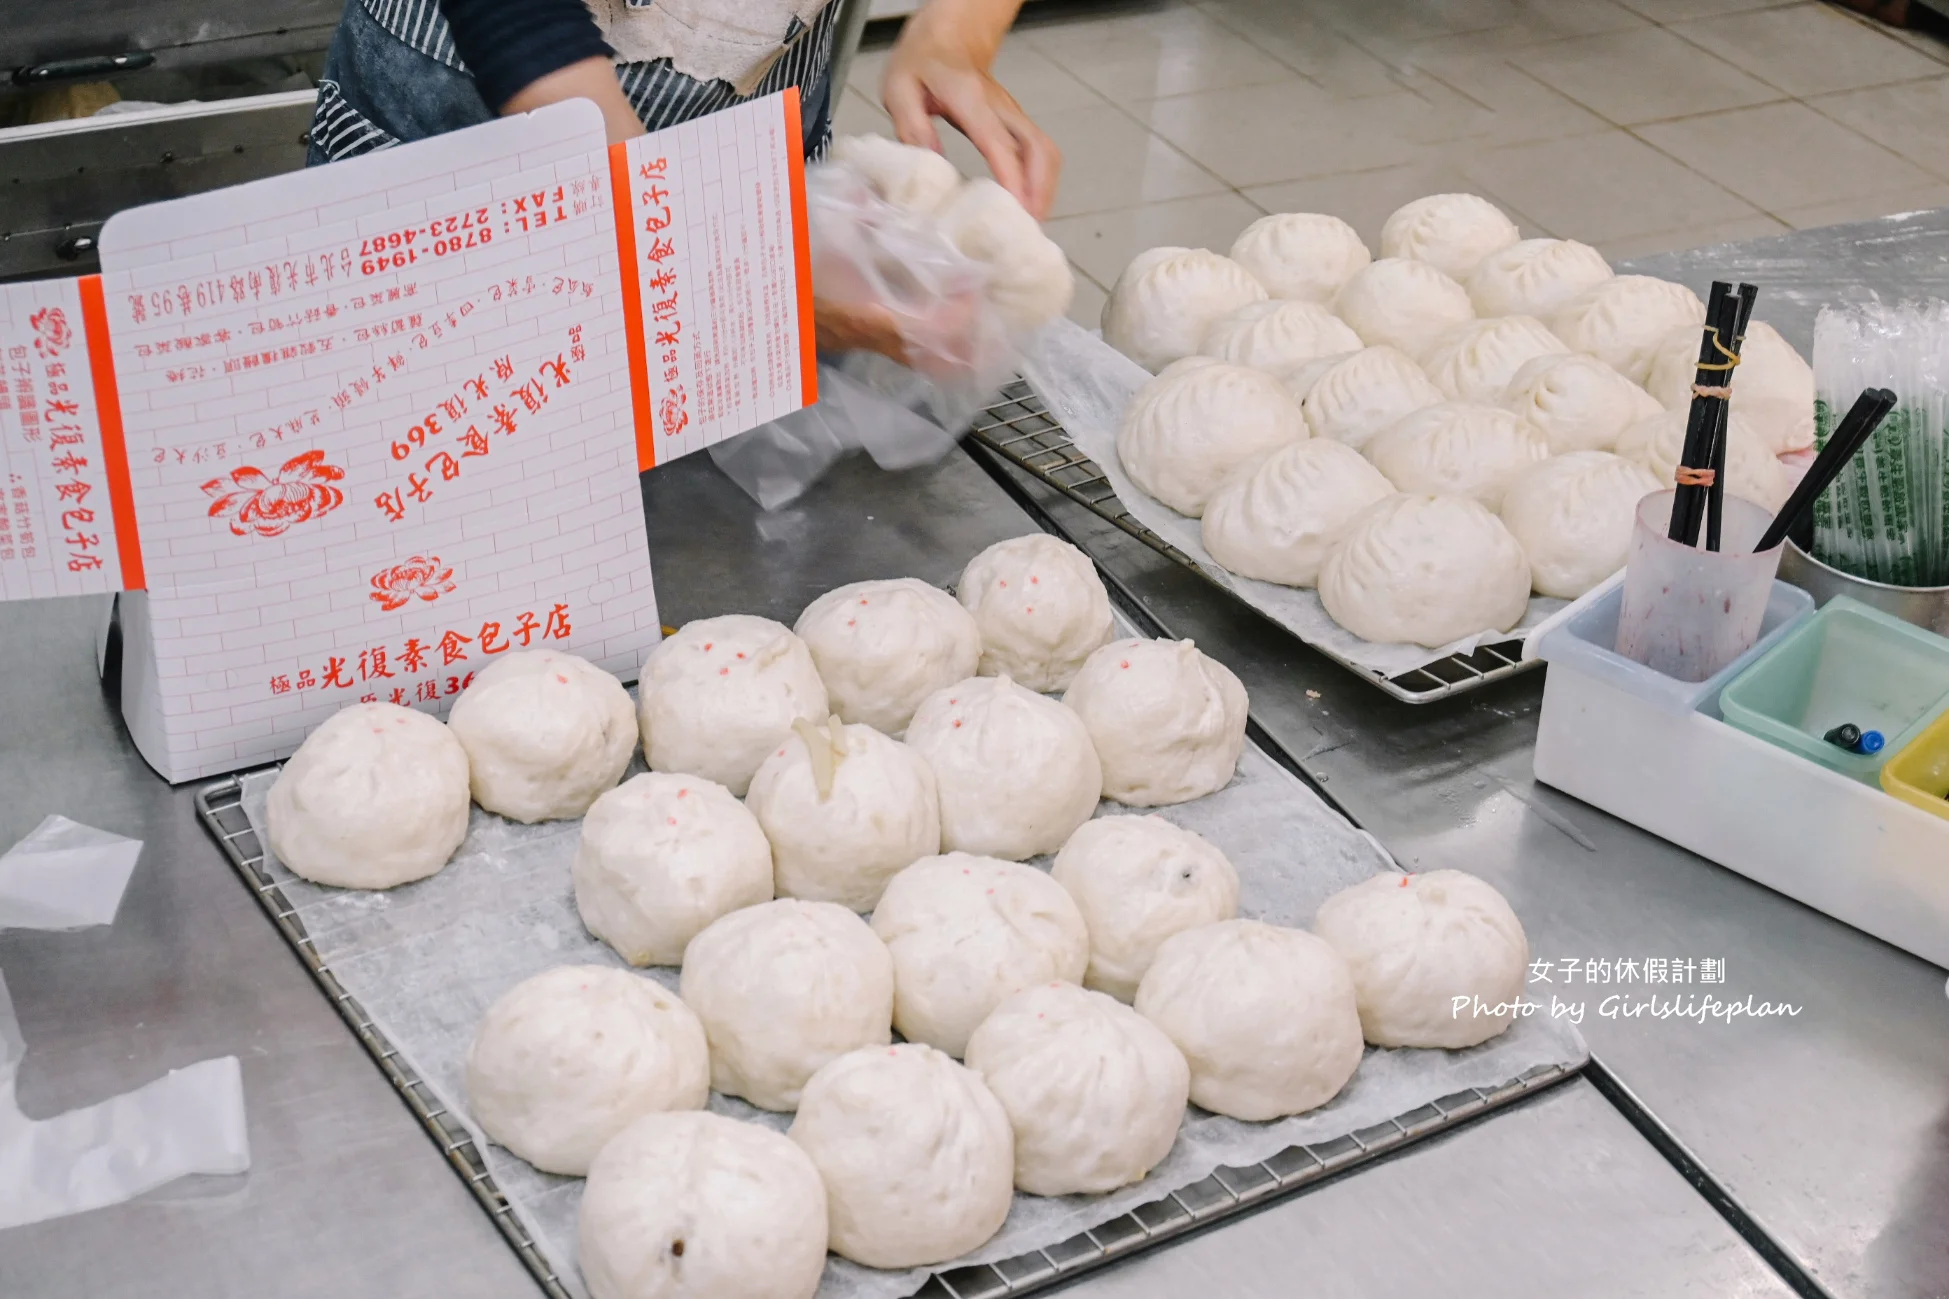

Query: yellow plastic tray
left=1881, top=708, right=1949, bottom=822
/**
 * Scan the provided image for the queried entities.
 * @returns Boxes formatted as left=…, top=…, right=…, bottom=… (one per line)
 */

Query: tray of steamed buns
left=214, top=531, right=1584, bottom=1299
left=1005, top=192, right=1814, bottom=694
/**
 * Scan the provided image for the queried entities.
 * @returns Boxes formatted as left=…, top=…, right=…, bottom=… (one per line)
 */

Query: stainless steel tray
left=198, top=771, right=1578, bottom=1299
left=966, top=380, right=1541, bottom=704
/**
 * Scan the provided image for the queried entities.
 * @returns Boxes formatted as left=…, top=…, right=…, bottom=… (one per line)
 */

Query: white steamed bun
left=446, top=650, right=637, bottom=823
left=1500, top=451, right=1663, bottom=598
left=956, top=533, right=1114, bottom=692
left=1334, top=257, right=1475, bottom=357
left=746, top=718, right=940, bottom=911
left=1200, top=299, right=1362, bottom=372
left=679, top=898, right=895, bottom=1111
left=1299, top=345, right=1444, bottom=452
left=965, top=981, right=1190, bottom=1195
left=573, top=772, right=775, bottom=967
left=1616, top=407, right=1789, bottom=510
left=935, top=177, right=1074, bottom=329
left=1501, top=351, right=1661, bottom=454
left=579, top=1111, right=828, bottom=1299
left=904, top=675, right=1103, bottom=860
left=464, top=965, right=709, bottom=1176
left=1229, top=211, right=1371, bottom=303
left=794, top=577, right=980, bottom=735
left=267, top=702, right=471, bottom=889
left=1551, top=275, right=1706, bottom=384
left=1135, top=919, right=1363, bottom=1121
left=871, top=852, right=1089, bottom=1056
left=828, top=134, right=960, bottom=212
left=1313, top=869, right=1531, bottom=1049
left=1102, top=247, right=1267, bottom=371
left=789, top=1043, right=1013, bottom=1269
left=1201, top=438, right=1398, bottom=587
left=1320, top=494, right=1532, bottom=648
left=1381, top=193, right=1521, bottom=282
left=1642, top=320, right=1815, bottom=454
left=1420, top=315, right=1569, bottom=404
left=1466, top=238, right=1612, bottom=320
left=1117, top=358, right=1307, bottom=517
left=638, top=615, right=829, bottom=796
left=1062, top=638, right=1248, bottom=807
left=1364, top=402, right=1549, bottom=511
left=1051, top=814, right=1239, bottom=1002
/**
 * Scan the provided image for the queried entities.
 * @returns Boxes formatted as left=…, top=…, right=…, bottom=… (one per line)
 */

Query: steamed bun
left=794, top=578, right=980, bottom=735
left=1466, top=238, right=1612, bottom=320
left=1363, top=403, right=1549, bottom=511
left=829, top=134, right=960, bottom=212
left=446, top=650, right=637, bottom=823
left=1334, top=258, right=1475, bottom=357
left=1201, top=299, right=1362, bottom=372
left=1313, top=869, right=1530, bottom=1049
left=1501, top=352, right=1661, bottom=455
left=935, top=177, right=1074, bottom=329
left=638, top=615, right=829, bottom=796
left=1062, top=637, right=1248, bottom=807
left=1052, top=814, right=1239, bottom=1002
left=1103, top=247, right=1267, bottom=371
left=904, top=675, right=1103, bottom=860
left=956, top=533, right=1114, bottom=692
left=1201, top=438, right=1397, bottom=587
left=1319, top=494, right=1531, bottom=647
left=1380, top=193, right=1521, bottom=282
left=1116, top=358, right=1307, bottom=516
left=1419, top=315, right=1569, bottom=404
left=1230, top=212, right=1371, bottom=303
left=870, top=852, right=1089, bottom=1056
left=1499, top=451, right=1662, bottom=598
left=1616, top=406, right=1790, bottom=511
left=1300, top=346, right=1445, bottom=452
left=1551, top=275, right=1706, bottom=384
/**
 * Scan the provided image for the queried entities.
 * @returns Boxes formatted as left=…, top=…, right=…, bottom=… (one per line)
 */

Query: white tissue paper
left=0, top=815, right=143, bottom=931
left=1018, top=318, right=1566, bottom=679
left=0, top=969, right=251, bottom=1230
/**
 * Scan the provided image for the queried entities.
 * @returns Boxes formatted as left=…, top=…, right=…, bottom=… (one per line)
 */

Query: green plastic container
left=1719, top=596, right=1949, bottom=784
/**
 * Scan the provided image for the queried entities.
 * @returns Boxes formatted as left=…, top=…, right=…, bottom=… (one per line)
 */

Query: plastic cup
left=1615, top=490, right=1784, bottom=683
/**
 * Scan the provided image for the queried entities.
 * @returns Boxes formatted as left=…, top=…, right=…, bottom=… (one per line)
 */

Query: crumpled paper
left=0, top=815, right=143, bottom=931
left=1017, top=318, right=1566, bottom=679
left=238, top=722, right=1584, bottom=1299
left=0, top=967, right=250, bottom=1230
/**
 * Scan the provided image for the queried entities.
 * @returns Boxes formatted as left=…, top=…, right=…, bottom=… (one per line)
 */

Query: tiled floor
left=833, top=0, right=1949, bottom=327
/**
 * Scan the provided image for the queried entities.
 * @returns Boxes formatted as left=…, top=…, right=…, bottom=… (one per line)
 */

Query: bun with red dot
left=637, top=615, right=829, bottom=796
left=956, top=534, right=1114, bottom=692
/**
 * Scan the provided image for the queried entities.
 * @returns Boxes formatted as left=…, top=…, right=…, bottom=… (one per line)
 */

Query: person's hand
left=882, top=0, right=1061, bottom=219
left=503, top=56, right=644, bottom=144
left=815, top=290, right=998, bottom=380
left=815, top=298, right=910, bottom=363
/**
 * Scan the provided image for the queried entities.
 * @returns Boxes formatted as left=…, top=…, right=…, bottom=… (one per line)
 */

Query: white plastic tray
left=1534, top=649, right=1949, bottom=970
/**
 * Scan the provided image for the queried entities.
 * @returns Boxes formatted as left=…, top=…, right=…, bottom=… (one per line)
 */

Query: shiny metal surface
left=0, top=595, right=537, bottom=1298
left=1059, top=1080, right=1793, bottom=1299
left=0, top=91, right=317, bottom=281
left=4, top=445, right=1759, bottom=1297
left=1781, top=539, right=1949, bottom=638
left=973, top=210, right=1949, bottom=1298
left=0, top=0, right=339, bottom=72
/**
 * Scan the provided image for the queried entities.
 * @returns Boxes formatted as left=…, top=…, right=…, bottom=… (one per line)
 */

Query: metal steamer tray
left=197, top=773, right=1577, bottom=1299
left=966, top=381, right=1540, bottom=704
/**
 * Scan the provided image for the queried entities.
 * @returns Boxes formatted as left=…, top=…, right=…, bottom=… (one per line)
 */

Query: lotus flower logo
left=369, top=555, right=456, bottom=611
left=30, top=307, right=72, bottom=357
left=659, top=384, right=689, bottom=439
left=201, top=450, right=347, bottom=538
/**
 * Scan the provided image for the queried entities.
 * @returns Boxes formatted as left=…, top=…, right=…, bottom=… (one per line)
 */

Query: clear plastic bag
left=709, top=164, right=1020, bottom=510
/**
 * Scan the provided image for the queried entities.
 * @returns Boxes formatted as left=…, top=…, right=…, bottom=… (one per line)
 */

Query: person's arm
left=439, top=0, right=643, bottom=143
left=881, top=0, right=1060, bottom=219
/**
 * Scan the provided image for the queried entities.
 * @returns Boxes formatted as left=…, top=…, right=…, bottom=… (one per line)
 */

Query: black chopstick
left=1755, top=388, right=1897, bottom=553
left=1705, top=283, right=1760, bottom=552
left=1670, top=283, right=1738, bottom=546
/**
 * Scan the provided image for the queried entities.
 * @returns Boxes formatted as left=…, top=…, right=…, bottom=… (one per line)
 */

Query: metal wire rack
left=966, top=381, right=1542, bottom=704
left=194, top=775, right=572, bottom=1299
left=198, top=771, right=1579, bottom=1299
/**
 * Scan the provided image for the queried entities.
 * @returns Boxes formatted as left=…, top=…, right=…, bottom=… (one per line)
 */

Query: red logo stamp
left=201, top=449, right=347, bottom=537
left=368, top=555, right=457, bottom=611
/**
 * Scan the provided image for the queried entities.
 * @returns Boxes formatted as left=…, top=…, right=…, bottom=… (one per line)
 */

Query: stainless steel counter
left=7, top=210, right=1949, bottom=1296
